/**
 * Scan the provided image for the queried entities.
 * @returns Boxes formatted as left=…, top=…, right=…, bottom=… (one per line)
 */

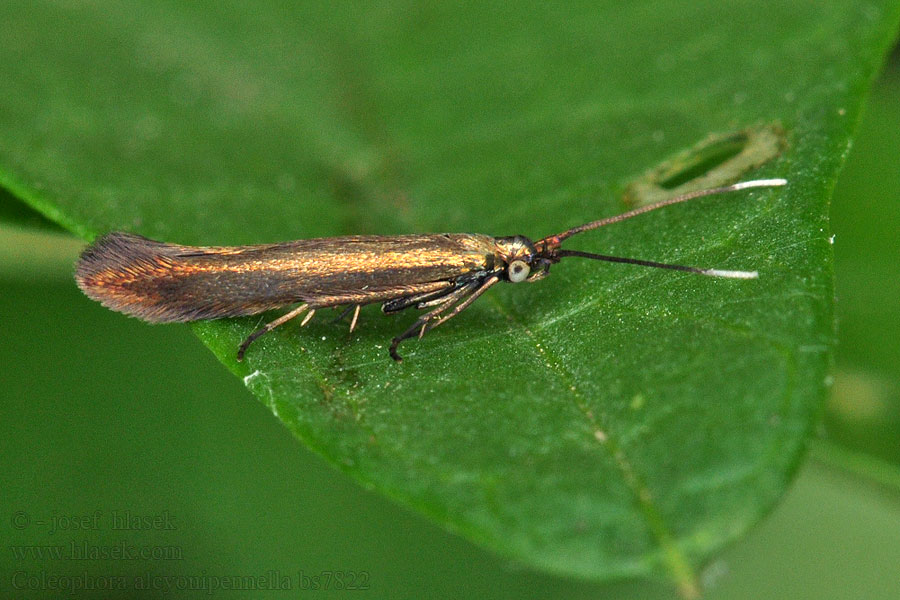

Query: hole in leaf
left=657, top=133, right=749, bottom=189
left=623, top=123, right=786, bottom=207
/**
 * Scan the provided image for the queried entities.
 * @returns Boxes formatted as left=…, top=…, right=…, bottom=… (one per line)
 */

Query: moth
left=75, top=178, right=786, bottom=361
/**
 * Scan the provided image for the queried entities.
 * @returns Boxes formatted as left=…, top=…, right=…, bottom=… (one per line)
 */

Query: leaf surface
left=2, top=0, right=898, bottom=589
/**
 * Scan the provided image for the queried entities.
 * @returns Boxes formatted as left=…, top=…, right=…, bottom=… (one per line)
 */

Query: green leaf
left=2, top=0, right=898, bottom=592
left=0, top=185, right=65, bottom=232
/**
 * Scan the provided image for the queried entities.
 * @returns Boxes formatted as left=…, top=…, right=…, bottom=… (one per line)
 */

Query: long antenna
left=544, top=178, right=786, bottom=245
left=556, top=249, right=758, bottom=279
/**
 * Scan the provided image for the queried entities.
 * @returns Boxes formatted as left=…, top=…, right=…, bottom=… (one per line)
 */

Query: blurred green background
left=2, top=25, right=899, bottom=600
left=824, top=49, right=900, bottom=468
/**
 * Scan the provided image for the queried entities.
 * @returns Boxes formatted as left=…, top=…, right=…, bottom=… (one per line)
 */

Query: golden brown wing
left=75, top=232, right=498, bottom=322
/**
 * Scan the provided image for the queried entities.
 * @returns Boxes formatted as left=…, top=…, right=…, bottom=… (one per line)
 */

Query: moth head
left=494, top=235, right=545, bottom=283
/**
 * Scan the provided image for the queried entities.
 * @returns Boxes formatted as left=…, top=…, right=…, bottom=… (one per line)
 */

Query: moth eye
left=508, top=260, right=530, bottom=283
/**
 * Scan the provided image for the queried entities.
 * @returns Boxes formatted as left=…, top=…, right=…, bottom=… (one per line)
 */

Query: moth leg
left=237, top=303, right=309, bottom=361
left=382, top=285, right=457, bottom=314
left=331, top=305, right=355, bottom=323
left=389, top=275, right=500, bottom=362
left=429, top=275, right=500, bottom=330
left=330, top=304, right=361, bottom=332
left=418, top=290, right=466, bottom=309
left=349, top=305, right=361, bottom=332
left=389, top=284, right=476, bottom=361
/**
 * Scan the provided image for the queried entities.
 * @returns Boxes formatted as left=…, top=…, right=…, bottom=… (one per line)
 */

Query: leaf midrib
left=486, top=293, right=701, bottom=596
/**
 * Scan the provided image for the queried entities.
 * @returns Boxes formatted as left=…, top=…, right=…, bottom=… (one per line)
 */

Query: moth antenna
left=555, top=250, right=758, bottom=279
left=540, top=178, right=786, bottom=247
